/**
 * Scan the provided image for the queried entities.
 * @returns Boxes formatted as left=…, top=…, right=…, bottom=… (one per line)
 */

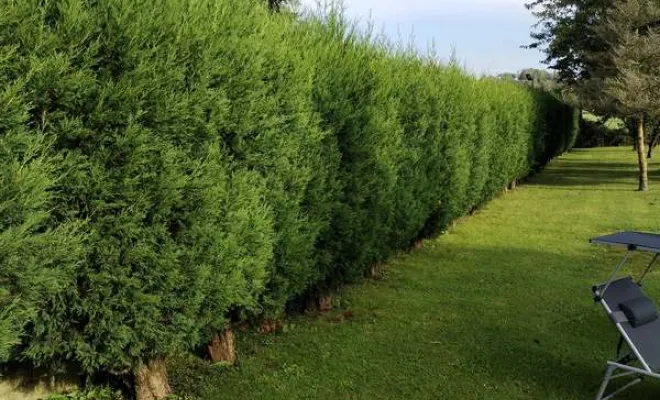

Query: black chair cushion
left=620, top=296, right=659, bottom=328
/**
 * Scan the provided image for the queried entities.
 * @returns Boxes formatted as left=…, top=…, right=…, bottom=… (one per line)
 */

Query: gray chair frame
left=591, top=232, right=660, bottom=400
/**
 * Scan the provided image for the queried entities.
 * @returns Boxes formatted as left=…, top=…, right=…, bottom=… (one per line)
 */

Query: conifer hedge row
left=0, top=0, right=578, bottom=387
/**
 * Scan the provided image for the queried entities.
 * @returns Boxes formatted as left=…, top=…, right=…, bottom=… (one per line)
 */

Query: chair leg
left=595, top=365, right=616, bottom=400
left=601, top=377, right=643, bottom=400
left=595, top=363, right=644, bottom=400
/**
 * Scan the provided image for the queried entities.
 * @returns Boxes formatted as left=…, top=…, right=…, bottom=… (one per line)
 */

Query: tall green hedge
left=0, top=0, right=578, bottom=386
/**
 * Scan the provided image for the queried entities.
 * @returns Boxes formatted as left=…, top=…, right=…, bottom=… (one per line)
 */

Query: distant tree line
left=496, top=68, right=562, bottom=93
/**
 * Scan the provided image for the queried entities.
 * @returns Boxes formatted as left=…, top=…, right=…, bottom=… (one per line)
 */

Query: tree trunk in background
left=648, top=131, right=660, bottom=159
left=134, top=358, right=171, bottom=400
left=208, top=328, right=236, bottom=365
left=636, top=118, right=649, bottom=191
left=629, top=118, right=639, bottom=151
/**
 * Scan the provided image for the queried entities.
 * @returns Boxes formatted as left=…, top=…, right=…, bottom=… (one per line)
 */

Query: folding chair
left=591, top=232, right=660, bottom=400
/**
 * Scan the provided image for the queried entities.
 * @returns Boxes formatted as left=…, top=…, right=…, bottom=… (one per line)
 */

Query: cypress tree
left=0, top=1, right=276, bottom=397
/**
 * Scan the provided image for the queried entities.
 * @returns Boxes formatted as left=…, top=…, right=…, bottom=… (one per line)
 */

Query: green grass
left=172, top=147, right=660, bottom=399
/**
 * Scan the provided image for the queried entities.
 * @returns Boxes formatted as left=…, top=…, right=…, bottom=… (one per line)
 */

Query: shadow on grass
left=528, top=158, right=660, bottom=189
left=425, top=244, right=660, bottom=400
left=455, top=316, right=660, bottom=400
left=171, top=242, right=660, bottom=400
left=535, top=170, right=636, bottom=189
left=553, top=161, right=641, bottom=169
left=458, top=323, right=603, bottom=398
left=370, top=245, right=634, bottom=399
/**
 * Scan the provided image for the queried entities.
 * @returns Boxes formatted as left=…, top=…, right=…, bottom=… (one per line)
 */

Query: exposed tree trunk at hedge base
left=135, top=358, right=171, bottom=400
left=0, top=0, right=579, bottom=392
left=259, top=320, right=283, bottom=335
left=207, top=329, right=236, bottom=365
left=303, top=292, right=333, bottom=314
left=318, top=295, right=333, bottom=313
left=508, top=180, right=517, bottom=190
left=636, top=118, right=649, bottom=191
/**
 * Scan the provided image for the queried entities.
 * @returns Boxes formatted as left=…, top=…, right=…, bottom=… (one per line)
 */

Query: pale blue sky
left=297, top=0, right=546, bottom=76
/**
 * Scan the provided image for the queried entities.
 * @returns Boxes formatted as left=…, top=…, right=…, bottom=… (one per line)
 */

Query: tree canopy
left=527, top=0, right=660, bottom=190
left=526, top=0, right=613, bottom=83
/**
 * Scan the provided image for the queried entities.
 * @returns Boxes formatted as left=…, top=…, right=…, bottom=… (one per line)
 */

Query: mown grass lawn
left=172, top=147, right=660, bottom=400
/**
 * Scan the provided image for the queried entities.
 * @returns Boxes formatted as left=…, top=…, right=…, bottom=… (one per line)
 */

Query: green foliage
left=298, top=15, right=578, bottom=286
left=0, top=0, right=276, bottom=374
left=0, top=0, right=578, bottom=385
left=528, top=0, right=659, bottom=190
left=595, top=0, right=660, bottom=119
left=172, top=147, right=660, bottom=400
left=45, top=387, right=122, bottom=400
left=517, top=68, right=561, bottom=92
left=45, top=387, right=194, bottom=400
left=576, top=113, right=632, bottom=148
left=526, top=0, right=614, bottom=84
left=0, top=62, right=84, bottom=361
left=528, top=0, right=660, bottom=118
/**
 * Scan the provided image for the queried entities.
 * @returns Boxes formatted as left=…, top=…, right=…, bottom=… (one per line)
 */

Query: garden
left=3, top=0, right=658, bottom=399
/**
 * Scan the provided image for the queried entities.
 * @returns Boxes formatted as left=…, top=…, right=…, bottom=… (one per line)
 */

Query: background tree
left=647, top=120, right=660, bottom=158
left=528, top=0, right=660, bottom=190
left=589, top=0, right=660, bottom=190
left=526, top=0, right=614, bottom=84
left=518, top=68, right=559, bottom=91
left=496, top=68, right=562, bottom=93
left=496, top=72, right=518, bottom=81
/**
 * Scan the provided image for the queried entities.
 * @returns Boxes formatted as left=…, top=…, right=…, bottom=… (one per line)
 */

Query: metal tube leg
left=638, top=253, right=660, bottom=284
left=601, top=378, right=642, bottom=400
left=599, top=251, right=632, bottom=298
left=596, top=365, right=616, bottom=400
